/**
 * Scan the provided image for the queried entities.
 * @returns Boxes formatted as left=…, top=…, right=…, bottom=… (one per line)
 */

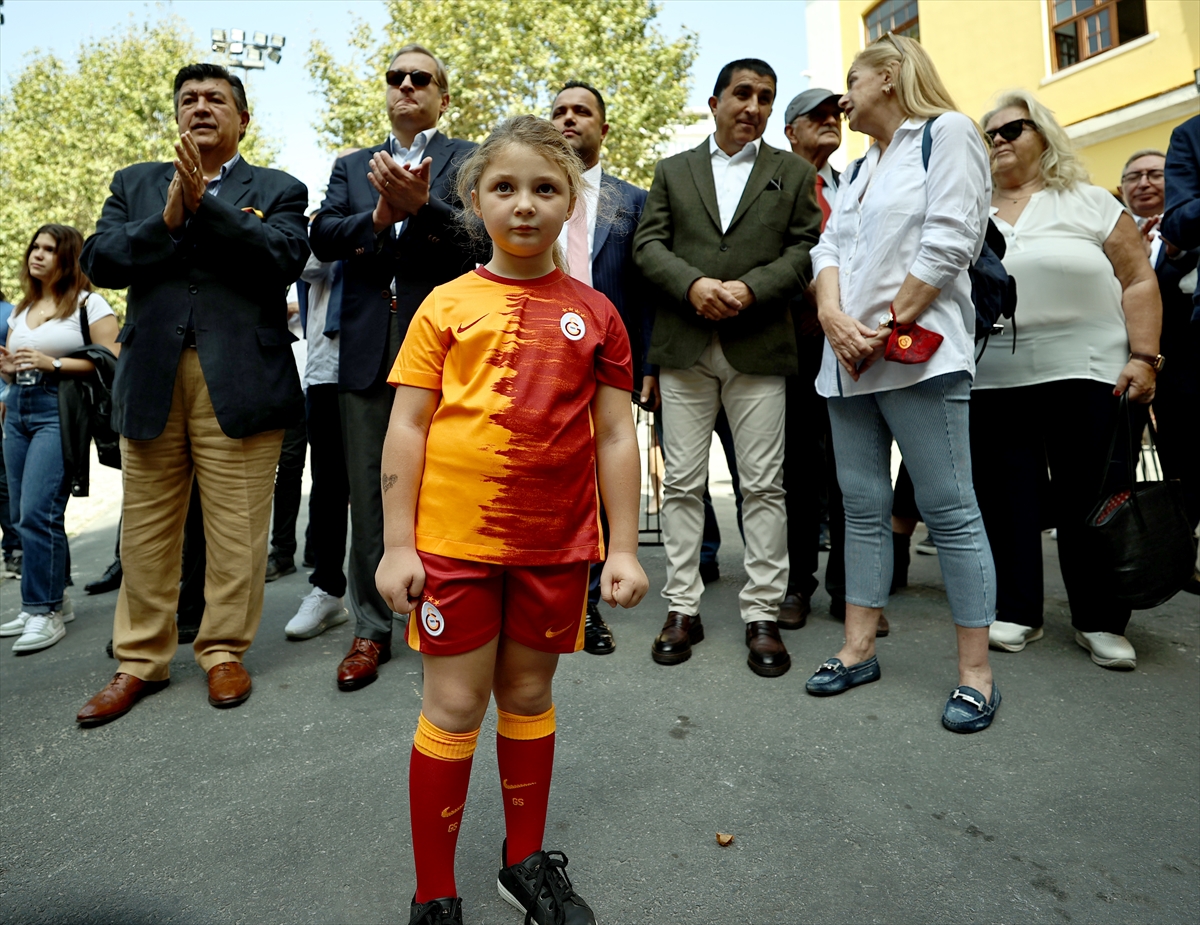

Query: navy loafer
left=942, top=683, right=1001, bottom=733
left=805, top=655, right=881, bottom=696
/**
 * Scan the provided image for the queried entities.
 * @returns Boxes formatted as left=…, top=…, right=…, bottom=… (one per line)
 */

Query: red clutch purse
left=884, top=305, right=943, bottom=364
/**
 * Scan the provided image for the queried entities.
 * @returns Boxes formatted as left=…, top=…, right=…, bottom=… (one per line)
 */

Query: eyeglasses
left=984, top=118, right=1038, bottom=146
left=1121, top=169, right=1165, bottom=185
left=386, top=69, right=435, bottom=89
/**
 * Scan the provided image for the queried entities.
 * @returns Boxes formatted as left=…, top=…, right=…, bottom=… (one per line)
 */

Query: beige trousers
left=659, top=335, right=788, bottom=623
left=113, top=350, right=283, bottom=680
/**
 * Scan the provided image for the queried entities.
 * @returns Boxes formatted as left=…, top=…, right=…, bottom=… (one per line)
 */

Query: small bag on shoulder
left=1084, top=393, right=1196, bottom=609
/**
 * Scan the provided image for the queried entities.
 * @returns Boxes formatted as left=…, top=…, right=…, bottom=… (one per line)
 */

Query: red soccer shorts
left=406, top=552, right=590, bottom=656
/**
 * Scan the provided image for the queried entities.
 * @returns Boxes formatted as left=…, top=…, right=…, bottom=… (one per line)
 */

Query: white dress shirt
left=709, top=135, right=761, bottom=233
left=389, top=127, right=438, bottom=240
left=811, top=113, right=990, bottom=398
left=300, top=254, right=340, bottom=389
left=817, top=161, right=838, bottom=193
left=556, top=160, right=603, bottom=263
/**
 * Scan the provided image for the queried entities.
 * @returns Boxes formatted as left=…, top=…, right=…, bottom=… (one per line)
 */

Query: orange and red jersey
left=388, top=266, right=633, bottom=566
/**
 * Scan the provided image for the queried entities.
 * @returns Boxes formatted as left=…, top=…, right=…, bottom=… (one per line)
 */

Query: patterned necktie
left=815, top=174, right=832, bottom=233
left=567, top=194, right=592, bottom=286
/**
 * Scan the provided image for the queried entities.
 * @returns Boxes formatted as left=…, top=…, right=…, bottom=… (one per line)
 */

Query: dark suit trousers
left=339, top=312, right=404, bottom=641
left=306, top=383, right=348, bottom=598
left=784, top=334, right=845, bottom=602
left=270, top=421, right=308, bottom=557
left=970, top=380, right=1140, bottom=634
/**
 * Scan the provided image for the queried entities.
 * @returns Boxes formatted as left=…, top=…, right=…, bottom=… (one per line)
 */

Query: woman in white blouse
left=805, top=34, right=1000, bottom=733
left=972, top=91, right=1161, bottom=670
left=0, top=225, right=119, bottom=654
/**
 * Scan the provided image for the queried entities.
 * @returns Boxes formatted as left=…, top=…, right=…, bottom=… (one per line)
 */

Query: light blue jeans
left=827, top=372, right=996, bottom=628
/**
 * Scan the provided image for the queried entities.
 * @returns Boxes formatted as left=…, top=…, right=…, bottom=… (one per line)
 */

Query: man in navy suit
left=310, top=44, right=477, bottom=691
left=550, top=81, right=654, bottom=655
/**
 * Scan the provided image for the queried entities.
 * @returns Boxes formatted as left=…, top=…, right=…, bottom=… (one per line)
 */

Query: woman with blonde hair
left=971, top=90, right=1161, bottom=670
left=805, top=34, right=1000, bottom=732
left=0, top=224, right=119, bottom=653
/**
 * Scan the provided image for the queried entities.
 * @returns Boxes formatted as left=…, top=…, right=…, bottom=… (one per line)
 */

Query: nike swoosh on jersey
left=502, top=779, right=538, bottom=790
left=456, top=314, right=488, bottom=333
left=544, top=625, right=570, bottom=638
left=441, top=802, right=467, bottom=818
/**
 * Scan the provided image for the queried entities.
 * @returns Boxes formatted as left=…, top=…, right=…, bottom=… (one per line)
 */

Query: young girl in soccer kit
left=376, top=115, right=649, bottom=925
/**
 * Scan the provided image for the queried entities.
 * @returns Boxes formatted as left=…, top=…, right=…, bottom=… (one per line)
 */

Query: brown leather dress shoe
left=651, top=612, right=703, bottom=665
left=745, top=620, right=791, bottom=677
left=77, top=673, right=169, bottom=727
left=337, top=636, right=392, bottom=691
left=777, top=593, right=810, bottom=630
left=207, top=662, right=252, bottom=708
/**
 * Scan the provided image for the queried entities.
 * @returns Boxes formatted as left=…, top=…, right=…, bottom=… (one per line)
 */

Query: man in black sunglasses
left=310, top=44, right=477, bottom=694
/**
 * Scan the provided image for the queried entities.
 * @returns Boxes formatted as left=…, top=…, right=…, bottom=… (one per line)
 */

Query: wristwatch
left=1129, top=352, right=1165, bottom=372
left=51, top=358, right=62, bottom=372
left=877, top=311, right=895, bottom=330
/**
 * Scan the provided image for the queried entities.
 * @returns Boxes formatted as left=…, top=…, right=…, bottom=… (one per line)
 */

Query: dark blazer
left=81, top=158, right=310, bottom=441
left=309, top=133, right=478, bottom=392
left=592, top=173, right=652, bottom=389
left=633, top=139, right=821, bottom=376
left=1162, top=115, right=1200, bottom=323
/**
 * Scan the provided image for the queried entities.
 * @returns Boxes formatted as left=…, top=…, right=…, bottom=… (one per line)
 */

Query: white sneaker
left=11, top=613, right=66, bottom=653
left=0, top=612, right=33, bottom=637
left=1075, top=631, right=1136, bottom=670
left=915, top=535, right=938, bottom=555
left=988, top=621, right=1044, bottom=652
left=61, top=591, right=75, bottom=621
left=285, top=587, right=348, bottom=640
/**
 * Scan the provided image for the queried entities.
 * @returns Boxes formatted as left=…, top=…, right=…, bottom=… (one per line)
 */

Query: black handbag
left=1084, top=393, right=1197, bottom=609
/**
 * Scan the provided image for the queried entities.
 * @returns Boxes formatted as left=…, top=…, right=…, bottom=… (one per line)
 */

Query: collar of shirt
left=204, top=152, right=242, bottom=198
left=818, top=161, right=837, bottom=192
left=708, top=135, right=761, bottom=233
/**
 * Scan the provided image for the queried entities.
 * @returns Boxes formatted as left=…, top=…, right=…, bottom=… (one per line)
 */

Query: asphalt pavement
left=1, top=494, right=1198, bottom=925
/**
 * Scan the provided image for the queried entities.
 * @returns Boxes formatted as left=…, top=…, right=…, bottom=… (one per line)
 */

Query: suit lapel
left=727, top=144, right=779, bottom=231
left=158, top=163, right=175, bottom=208
left=424, top=132, right=455, bottom=186
left=592, top=173, right=617, bottom=260
left=223, top=156, right=255, bottom=207
left=687, top=141, right=722, bottom=232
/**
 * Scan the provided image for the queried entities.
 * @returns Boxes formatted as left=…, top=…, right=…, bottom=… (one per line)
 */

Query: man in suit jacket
left=780, top=88, right=847, bottom=631
left=310, top=44, right=477, bottom=691
left=550, top=80, right=653, bottom=656
left=77, top=63, right=310, bottom=725
left=633, top=58, right=821, bottom=678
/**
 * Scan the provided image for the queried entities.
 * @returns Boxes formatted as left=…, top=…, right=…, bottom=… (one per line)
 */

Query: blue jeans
left=827, top=372, right=995, bottom=627
left=2, top=381, right=70, bottom=613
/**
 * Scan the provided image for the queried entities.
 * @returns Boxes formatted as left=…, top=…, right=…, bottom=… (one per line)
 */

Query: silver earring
left=884, top=84, right=892, bottom=94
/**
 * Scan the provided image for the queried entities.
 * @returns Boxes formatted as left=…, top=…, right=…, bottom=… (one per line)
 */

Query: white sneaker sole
left=285, top=608, right=348, bottom=640
left=12, top=625, right=66, bottom=653
left=1, top=612, right=73, bottom=637
left=989, top=627, right=1043, bottom=652
left=1075, top=632, right=1136, bottom=670
left=497, top=880, right=530, bottom=918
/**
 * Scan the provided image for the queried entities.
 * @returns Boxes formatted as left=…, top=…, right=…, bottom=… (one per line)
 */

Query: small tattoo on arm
left=382, top=474, right=398, bottom=493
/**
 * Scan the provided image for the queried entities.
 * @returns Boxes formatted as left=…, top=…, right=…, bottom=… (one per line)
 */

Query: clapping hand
left=163, top=131, right=206, bottom=231
left=370, top=152, right=432, bottom=231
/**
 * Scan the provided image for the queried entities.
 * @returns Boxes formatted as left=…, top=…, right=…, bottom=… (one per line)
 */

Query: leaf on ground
left=716, top=832, right=734, bottom=847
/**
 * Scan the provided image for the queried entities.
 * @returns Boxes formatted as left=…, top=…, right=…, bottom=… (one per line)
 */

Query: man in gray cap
left=778, top=87, right=849, bottom=632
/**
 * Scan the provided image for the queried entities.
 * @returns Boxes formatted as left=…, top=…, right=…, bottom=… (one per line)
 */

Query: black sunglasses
left=985, top=118, right=1038, bottom=146
left=386, top=68, right=435, bottom=89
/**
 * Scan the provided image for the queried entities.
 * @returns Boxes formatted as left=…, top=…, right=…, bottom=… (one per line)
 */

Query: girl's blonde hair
left=852, top=32, right=960, bottom=121
left=456, top=115, right=587, bottom=273
left=981, top=90, right=1089, bottom=191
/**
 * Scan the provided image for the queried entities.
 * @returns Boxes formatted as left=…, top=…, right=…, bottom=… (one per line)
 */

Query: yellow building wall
left=836, top=0, right=1199, bottom=163
left=1080, top=121, right=1182, bottom=195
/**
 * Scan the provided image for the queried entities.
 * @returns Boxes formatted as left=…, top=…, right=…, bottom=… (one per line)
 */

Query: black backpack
left=848, top=117, right=1017, bottom=356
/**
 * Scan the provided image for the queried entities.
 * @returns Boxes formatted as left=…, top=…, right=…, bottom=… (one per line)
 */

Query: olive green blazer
left=633, top=139, right=821, bottom=376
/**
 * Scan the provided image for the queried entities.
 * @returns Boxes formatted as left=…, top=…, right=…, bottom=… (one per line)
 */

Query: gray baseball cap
left=784, top=88, right=841, bottom=125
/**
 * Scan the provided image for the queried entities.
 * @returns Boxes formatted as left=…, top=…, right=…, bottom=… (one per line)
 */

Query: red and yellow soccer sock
left=496, top=705, right=557, bottom=867
left=410, top=713, right=479, bottom=902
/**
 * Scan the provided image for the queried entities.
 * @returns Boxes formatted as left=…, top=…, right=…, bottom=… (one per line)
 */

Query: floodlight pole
left=209, top=29, right=286, bottom=84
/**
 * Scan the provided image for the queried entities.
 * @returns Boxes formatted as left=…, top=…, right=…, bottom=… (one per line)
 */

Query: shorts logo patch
left=421, top=601, right=445, bottom=637
left=560, top=312, right=586, bottom=341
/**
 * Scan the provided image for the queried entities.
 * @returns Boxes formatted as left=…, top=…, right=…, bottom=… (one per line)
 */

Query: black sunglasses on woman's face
left=985, top=118, right=1038, bottom=146
left=385, top=68, right=434, bottom=89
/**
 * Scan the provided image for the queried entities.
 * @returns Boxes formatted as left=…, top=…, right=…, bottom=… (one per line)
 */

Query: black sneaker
left=408, top=895, right=463, bottom=924
left=264, top=552, right=296, bottom=582
left=497, top=840, right=595, bottom=925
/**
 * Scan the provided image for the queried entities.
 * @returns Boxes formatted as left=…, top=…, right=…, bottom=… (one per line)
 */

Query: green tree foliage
left=307, top=0, right=698, bottom=189
left=0, top=17, right=277, bottom=316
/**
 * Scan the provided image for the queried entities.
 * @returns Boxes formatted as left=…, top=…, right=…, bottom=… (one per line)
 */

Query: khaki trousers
left=113, top=350, right=284, bottom=680
left=659, top=335, right=788, bottom=622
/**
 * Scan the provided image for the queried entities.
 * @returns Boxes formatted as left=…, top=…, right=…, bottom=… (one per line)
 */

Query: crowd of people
left=2, top=34, right=1197, bottom=925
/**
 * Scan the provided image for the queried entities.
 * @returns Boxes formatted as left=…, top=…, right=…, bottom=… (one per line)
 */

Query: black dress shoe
left=583, top=602, right=615, bottom=655
left=264, top=552, right=296, bottom=582
left=85, top=558, right=123, bottom=595
left=651, top=612, right=703, bottom=665
left=408, top=895, right=463, bottom=924
left=745, top=620, right=791, bottom=677
left=177, top=625, right=200, bottom=645
left=699, top=560, right=720, bottom=585
left=830, top=597, right=846, bottom=621
left=778, top=593, right=810, bottom=629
